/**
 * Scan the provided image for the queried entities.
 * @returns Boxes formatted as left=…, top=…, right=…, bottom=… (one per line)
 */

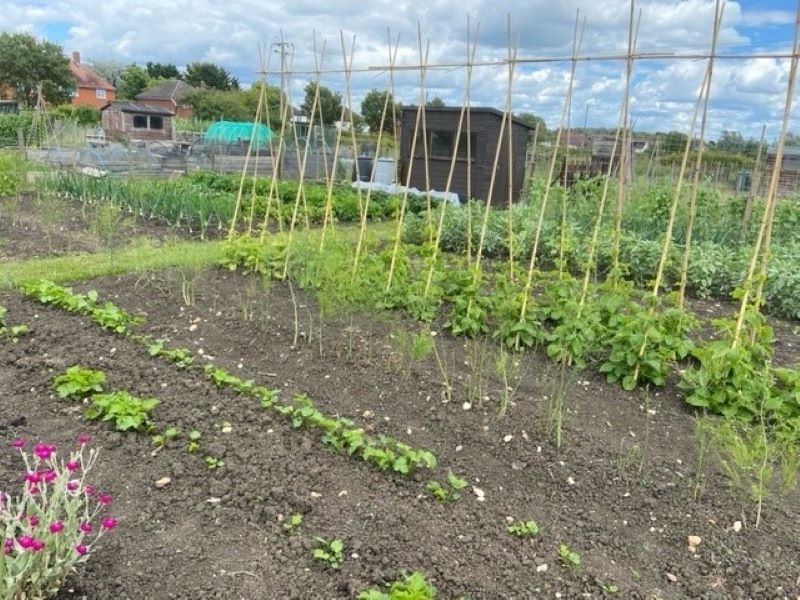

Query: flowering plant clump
left=1, top=435, right=118, bottom=600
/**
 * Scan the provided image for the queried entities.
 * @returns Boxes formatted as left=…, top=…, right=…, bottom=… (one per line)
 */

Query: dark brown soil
left=1, top=193, right=799, bottom=600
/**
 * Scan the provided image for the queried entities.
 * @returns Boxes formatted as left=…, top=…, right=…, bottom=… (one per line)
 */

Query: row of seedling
left=24, top=279, right=450, bottom=482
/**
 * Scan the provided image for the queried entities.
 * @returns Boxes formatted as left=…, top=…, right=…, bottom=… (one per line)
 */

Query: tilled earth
left=0, top=193, right=799, bottom=600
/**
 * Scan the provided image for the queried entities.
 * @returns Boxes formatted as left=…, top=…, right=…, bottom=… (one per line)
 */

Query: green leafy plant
left=282, top=513, right=303, bottom=534
left=506, top=519, right=540, bottom=538
left=313, top=537, right=344, bottom=569
left=151, top=426, right=180, bottom=448
left=84, top=390, right=158, bottom=432
left=146, top=339, right=194, bottom=368
left=557, top=543, right=581, bottom=568
left=0, top=306, right=28, bottom=341
left=203, top=455, right=225, bottom=470
left=426, top=470, right=468, bottom=503
left=186, top=430, right=202, bottom=453
left=2, top=435, right=118, bottom=600
left=51, top=366, right=106, bottom=400
left=443, top=266, right=492, bottom=338
left=357, top=570, right=437, bottom=600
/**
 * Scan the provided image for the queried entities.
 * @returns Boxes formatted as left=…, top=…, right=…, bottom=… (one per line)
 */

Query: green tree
left=660, top=130, right=689, bottom=154
left=514, top=112, right=547, bottom=133
left=87, top=59, right=127, bottom=89
left=117, top=64, right=151, bottom=99
left=360, top=89, right=399, bottom=133
left=0, top=33, right=72, bottom=106
left=300, top=82, right=342, bottom=125
left=146, top=62, right=181, bottom=80
left=243, top=82, right=285, bottom=129
left=426, top=96, right=445, bottom=108
left=185, top=62, right=238, bottom=91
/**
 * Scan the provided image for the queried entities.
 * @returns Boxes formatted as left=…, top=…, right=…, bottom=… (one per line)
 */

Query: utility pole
left=272, top=38, right=293, bottom=125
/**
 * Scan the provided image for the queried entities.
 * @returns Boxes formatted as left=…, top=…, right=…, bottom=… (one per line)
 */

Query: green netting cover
left=203, top=121, right=271, bottom=144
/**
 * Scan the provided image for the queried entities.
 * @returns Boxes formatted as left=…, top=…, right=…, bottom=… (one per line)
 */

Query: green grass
left=0, top=239, right=227, bottom=288
left=0, top=222, right=395, bottom=289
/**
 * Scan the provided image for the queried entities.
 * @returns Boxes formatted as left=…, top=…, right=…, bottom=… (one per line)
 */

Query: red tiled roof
left=69, top=52, right=115, bottom=92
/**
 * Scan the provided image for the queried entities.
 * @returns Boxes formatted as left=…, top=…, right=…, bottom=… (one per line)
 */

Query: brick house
left=69, top=51, right=116, bottom=109
left=101, top=101, right=174, bottom=142
left=135, top=79, right=195, bottom=119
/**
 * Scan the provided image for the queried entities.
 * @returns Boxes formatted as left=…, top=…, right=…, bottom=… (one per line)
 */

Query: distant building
left=69, top=51, right=116, bottom=109
left=100, top=101, right=174, bottom=142
left=763, top=145, right=800, bottom=196
left=135, top=79, right=195, bottom=119
left=399, top=106, right=535, bottom=204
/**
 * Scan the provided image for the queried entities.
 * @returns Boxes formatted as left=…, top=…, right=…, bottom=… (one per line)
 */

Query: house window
left=132, top=115, right=147, bottom=128
left=149, top=116, right=164, bottom=130
left=96, top=89, right=106, bottom=99
left=426, top=130, right=477, bottom=160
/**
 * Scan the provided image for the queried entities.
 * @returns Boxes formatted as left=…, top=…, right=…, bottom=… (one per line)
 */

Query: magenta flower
left=27, top=484, right=39, bottom=495
left=17, top=535, right=34, bottom=549
left=33, top=443, right=56, bottom=461
left=83, top=484, right=96, bottom=496
left=97, top=492, right=112, bottom=505
left=9, top=438, right=25, bottom=449
left=27, top=515, right=39, bottom=527
left=3, top=538, right=13, bottom=554
left=23, top=471, right=41, bottom=484
left=31, top=538, right=44, bottom=552
left=78, top=521, right=93, bottom=534
left=40, top=469, right=57, bottom=483
left=65, top=460, right=80, bottom=472
left=49, top=521, right=64, bottom=534
left=66, top=480, right=80, bottom=492
left=101, top=516, right=118, bottom=530
left=75, top=543, right=87, bottom=556
left=76, top=433, right=92, bottom=446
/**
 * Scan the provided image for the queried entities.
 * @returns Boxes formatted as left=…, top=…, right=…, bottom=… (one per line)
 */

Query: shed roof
left=69, top=52, right=115, bottom=91
left=101, top=101, right=174, bottom=116
left=401, top=105, right=537, bottom=130
left=136, top=79, right=195, bottom=103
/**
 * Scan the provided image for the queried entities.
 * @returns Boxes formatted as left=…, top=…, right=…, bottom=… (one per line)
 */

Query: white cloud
left=0, top=0, right=797, bottom=139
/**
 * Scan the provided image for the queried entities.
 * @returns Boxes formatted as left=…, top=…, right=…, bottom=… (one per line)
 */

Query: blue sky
left=1, top=0, right=797, bottom=140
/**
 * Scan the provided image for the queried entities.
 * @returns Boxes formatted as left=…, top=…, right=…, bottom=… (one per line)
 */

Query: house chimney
left=72, top=51, right=80, bottom=64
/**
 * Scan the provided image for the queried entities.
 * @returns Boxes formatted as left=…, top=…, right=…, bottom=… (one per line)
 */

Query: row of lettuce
left=35, top=170, right=800, bottom=321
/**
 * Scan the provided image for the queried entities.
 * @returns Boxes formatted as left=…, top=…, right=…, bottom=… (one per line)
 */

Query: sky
left=1, top=0, right=797, bottom=140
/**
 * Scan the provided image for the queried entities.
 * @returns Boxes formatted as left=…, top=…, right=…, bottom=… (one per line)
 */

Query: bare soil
left=1, top=193, right=799, bottom=600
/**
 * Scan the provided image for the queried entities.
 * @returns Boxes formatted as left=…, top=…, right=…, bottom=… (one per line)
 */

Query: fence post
left=17, top=128, right=25, bottom=149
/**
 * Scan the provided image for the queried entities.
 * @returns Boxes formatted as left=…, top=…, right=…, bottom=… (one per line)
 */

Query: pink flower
left=3, top=538, right=13, bottom=554
left=66, top=480, right=80, bottom=492
left=27, top=515, right=39, bottom=527
left=40, top=469, right=57, bottom=483
left=9, top=438, right=25, bottom=449
left=49, top=521, right=64, bottom=534
left=17, top=535, right=34, bottom=549
left=23, top=471, right=41, bottom=484
left=97, top=493, right=112, bottom=505
left=27, top=484, right=39, bottom=495
left=75, top=543, right=87, bottom=556
left=31, top=538, right=44, bottom=552
left=83, top=484, right=96, bottom=496
left=76, top=434, right=92, bottom=446
left=78, top=521, right=93, bottom=534
left=65, top=460, right=80, bottom=472
left=101, top=516, right=118, bottom=530
left=33, top=443, right=56, bottom=461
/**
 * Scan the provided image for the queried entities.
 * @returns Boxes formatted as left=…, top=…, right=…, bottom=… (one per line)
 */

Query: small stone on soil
left=154, top=477, right=171, bottom=489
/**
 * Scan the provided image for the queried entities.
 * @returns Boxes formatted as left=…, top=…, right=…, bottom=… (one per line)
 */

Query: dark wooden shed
left=763, top=145, right=800, bottom=196
left=100, top=101, right=174, bottom=142
left=399, top=106, right=534, bottom=204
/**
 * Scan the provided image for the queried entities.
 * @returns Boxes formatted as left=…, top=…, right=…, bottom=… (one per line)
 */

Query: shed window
left=132, top=115, right=147, bottom=128
left=426, top=130, right=477, bottom=160
left=149, top=116, right=164, bottom=130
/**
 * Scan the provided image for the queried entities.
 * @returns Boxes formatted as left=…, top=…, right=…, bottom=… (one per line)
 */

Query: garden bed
left=1, top=193, right=799, bottom=599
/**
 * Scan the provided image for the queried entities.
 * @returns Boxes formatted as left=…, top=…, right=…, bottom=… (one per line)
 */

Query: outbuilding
left=100, top=101, right=175, bottom=142
left=399, top=106, right=535, bottom=204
